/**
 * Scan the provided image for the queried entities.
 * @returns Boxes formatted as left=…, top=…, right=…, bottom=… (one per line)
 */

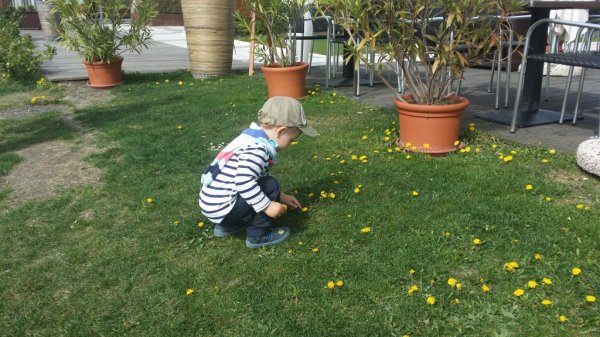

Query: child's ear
left=275, top=126, right=288, bottom=138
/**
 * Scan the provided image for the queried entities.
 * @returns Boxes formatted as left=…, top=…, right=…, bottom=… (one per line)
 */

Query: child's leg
left=246, top=176, right=281, bottom=237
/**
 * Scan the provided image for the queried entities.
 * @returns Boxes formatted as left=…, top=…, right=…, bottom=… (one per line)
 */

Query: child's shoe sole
left=245, top=226, right=290, bottom=248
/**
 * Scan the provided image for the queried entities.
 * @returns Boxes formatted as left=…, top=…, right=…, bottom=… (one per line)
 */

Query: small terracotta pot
left=84, top=56, right=124, bottom=89
left=261, top=62, right=309, bottom=99
left=394, top=96, right=470, bottom=154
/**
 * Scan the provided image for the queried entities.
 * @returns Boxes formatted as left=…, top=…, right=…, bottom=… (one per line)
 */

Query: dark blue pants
left=219, top=176, right=281, bottom=237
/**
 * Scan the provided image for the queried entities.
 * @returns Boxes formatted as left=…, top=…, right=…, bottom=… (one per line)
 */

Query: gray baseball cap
left=258, top=96, right=318, bottom=137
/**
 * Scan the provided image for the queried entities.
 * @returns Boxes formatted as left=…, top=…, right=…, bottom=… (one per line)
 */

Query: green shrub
left=0, top=8, right=56, bottom=84
left=155, top=0, right=181, bottom=14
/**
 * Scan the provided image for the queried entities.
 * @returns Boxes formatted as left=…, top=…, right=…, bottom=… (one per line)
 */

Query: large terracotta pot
left=84, top=56, right=124, bottom=89
left=394, top=96, right=469, bottom=154
left=261, top=62, right=309, bottom=99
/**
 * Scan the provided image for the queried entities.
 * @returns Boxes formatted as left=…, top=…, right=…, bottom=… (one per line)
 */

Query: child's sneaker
left=214, top=224, right=246, bottom=237
left=245, top=226, right=290, bottom=248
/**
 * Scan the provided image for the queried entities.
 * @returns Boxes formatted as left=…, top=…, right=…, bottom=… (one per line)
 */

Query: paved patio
left=25, top=26, right=600, bottom=153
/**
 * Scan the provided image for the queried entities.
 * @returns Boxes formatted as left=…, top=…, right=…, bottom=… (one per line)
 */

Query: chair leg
left=495, top=46, right=503, bottom=110
left=572, top=67, right=588, bottom=125
left=559, top=65, right=575, bottom=124
left=488, top=50, right=497, bottom=94
left=544, top=33, right=559, bottom=102
left=511, top=58, right=528, bottom=133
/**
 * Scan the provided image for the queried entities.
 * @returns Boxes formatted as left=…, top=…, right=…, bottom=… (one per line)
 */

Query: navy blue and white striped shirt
left=199, top=124, right=276, bottom=224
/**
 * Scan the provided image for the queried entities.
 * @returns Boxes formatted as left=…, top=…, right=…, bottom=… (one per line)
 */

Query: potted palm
left=237, top=0, right=309, bottom=98
left=319, top=0, right=525, bottom=154
left=48, top=0, right=158, bottom=88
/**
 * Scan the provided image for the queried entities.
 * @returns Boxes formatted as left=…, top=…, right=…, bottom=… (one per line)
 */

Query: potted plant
left=318, top=0, right=525, bottom=154
left=237, top=0, right=310, bottom=98
left=48, top=0, right=158, bottom=88
left=132, top=0, right=182, bottom=26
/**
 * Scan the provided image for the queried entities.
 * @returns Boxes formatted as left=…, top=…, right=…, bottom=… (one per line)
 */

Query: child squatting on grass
left=199, top=96, right=318, bottom=248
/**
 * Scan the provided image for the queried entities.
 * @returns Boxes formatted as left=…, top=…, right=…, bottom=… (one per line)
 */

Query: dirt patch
left=1, top=81, right=114, bottom=207
left=2, top=139, right=103, bottom=205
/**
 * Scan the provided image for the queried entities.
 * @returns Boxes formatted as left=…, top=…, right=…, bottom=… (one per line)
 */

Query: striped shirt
left=199, top=124, right=276, bottom=224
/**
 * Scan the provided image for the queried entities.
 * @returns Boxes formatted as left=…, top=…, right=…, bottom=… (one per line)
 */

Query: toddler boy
left=199, top=96, right=317, bottom=248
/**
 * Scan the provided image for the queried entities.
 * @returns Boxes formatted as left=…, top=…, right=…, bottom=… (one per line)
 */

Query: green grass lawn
left=1, top=71, right=599, bottom=336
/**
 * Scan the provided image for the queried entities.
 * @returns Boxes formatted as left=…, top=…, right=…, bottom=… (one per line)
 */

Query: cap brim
left=299, top=126, right=318, bottom=137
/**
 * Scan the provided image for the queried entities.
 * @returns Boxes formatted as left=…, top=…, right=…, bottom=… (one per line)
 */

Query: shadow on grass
left=0, top=111, right=77, bottom=153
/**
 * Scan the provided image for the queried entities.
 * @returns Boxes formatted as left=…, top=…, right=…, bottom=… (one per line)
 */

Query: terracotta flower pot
left=84, top=56, right=124, bottom=89
left=394, top=96, right=470, bottom=154
left=261, top=62, right=309, bottom=99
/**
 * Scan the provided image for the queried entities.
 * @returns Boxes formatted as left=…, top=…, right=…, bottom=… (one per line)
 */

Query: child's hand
left=280, top=192, right=302, bottom=209
left=264, top=201, right=287, bottom=218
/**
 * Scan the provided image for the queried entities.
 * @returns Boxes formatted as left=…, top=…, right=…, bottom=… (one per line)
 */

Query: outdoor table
left=476, top=0, right=600, bottom=128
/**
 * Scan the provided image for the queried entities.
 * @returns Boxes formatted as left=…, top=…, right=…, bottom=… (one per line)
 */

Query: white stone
left=576, top=139, right=600, bottom=177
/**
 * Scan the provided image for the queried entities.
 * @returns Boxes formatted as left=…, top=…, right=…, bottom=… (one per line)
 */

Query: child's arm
left=280, top=192, right=301, bottom=209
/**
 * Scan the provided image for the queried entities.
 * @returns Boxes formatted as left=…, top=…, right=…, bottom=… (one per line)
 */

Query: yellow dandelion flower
left=329, top=192, right=336, bottom=199
left=359, top=155, right=368, bottom=161
left=31, top=97, right=38, bottom=103
left=504, top=261, right=519, bottom=272
left=361, top=135, right=368, bottom=140
left=443, top=231, right=451, bottom=237
left=492, top=144, right=498, bottom=149
left=481, top=284, right=491, bottom=293
left=405, top=154, right=411, bottom=159
left=360, top=226, right=371, bottom=233
left=300, top=207, right=308, bottom=213
left=426, top=296, right=436, bottom=305
left=339, top=160, right=346, bottom=164
left=164, top=79, right=170, bottom=83
left=327, top=281, right=335, bottom=289
left=291, top=140, right=299, bottom=145
left=176, top=124, right=184, bottom=130
left=559, top=315, right=567, bottom=323
left=572, top=267, right=582, bottom=276
left=384, top=136, right=390, bottom=141
left=514, top=288, right=525, bottom=297
left=332, top=92, right=337, bottom=97
left=454, top=140, right=460, bottom=146
left=320, top=191, right=327, bottom=198
left=447, top=278, right=458, bottom=287
left=411, top=191, right=419, bottom=197
left=576, top=203, right=584, bottom=209
left=178, top=81, right=184, bottom=86
left=407, top=284, right=419, bottom=295
left=534, top=253, right=543, bottom=261
left=525, top=184, right=533, bottom=190
left=423, top=143, right=430, bottom=149
left=186, top=288, right=194, bottom=295
left=197, top=221, right=204, bottom=228
left=146, top=197, right=154, bottom=203
left=354, top=187, right=361, bottom=193
left=298, top=241, right=304, bottom=246
left=405, top=142, right=412, bottom=148
left=542, top=277, right=552, bottom=285
left=545, top=196, right=552, bottom=202
left=586, top=295, right=596, bottom=303
left=503, top=155, right=513, bottom=162
left=528, top=280, right=538, bottom=289
left=311, top=247, right=319, bottom=253
left=472, top=238, right=482, bottom=246
left=456, top=283, right=462, bottom=290
left=541, top=158, right=549, bottom=164
left=541, top=299, right=552, bottom=306
left=549, top=148, right=556, bottom=154
left=336, top=280, right=344, bottom=287
left=409, top=269, right=416, bottom=275
left=173, top=220, right=181, bottom=225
